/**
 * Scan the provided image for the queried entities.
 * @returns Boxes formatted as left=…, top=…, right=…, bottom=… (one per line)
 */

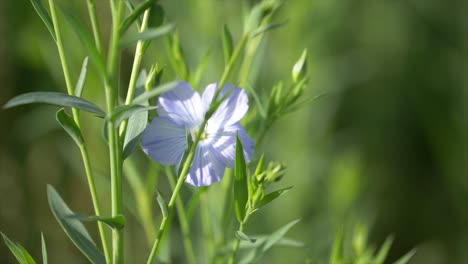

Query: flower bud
left=292, top=49, right=308, bottom=83
left=265, top=162, right=286, bottom=183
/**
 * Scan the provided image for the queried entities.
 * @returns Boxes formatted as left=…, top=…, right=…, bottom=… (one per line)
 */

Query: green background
left=0, top=0, right=465, bottom=263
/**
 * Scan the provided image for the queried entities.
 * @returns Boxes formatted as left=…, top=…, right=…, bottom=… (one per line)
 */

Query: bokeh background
left=0, top=0, right=465, bottom=263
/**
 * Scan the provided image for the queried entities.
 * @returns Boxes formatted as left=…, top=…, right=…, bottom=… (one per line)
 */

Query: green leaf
left=47, top=185, right=106, bottom=264
left=123, top=107, right=148, bottom=159
left=234, top=134, right=249, bottom=223
left=107, top=104, right=156, bottom=127
left=4, top=92, right=105, bottom=117
left=120, top=24, right=175, bottom=47
left=56, top=108, right=84, bottom=146
left=1, top=232, right=36, bottom=264
left=222, top=236, right=305, bottom=255
left=236, top=230, right=256, bottom=243
left=245, top=84, right=266, bottom=118
left=374, top=236, right=394, bottom=264
left=393, top=249, right=416, bottom=264
left=330, top=229, right=344, bottom=264
left=190, top=48, right=212, bottom=88
left=222, top=25, right=233, bottom=65
left=148, top=4, right=165, bottom=28
left=255, top=186, right=292, bottom=210
left=240, top=219, right=301, bottom=264
left=133, top=81, right=179, bottom=104
left=251, top=21, right=288, bottom=37
left=41, top=233, right=47, bottom=264
left=60, top=6, right=106, bottom=77
left=156, top=191, right=168, bottom=218
left=28, top=0, right=56, bottom=41
left=66, top=214, right=126, bottom=230
left=177, top=131, right=194, bottom=176
left=120, top=0, right=156, bottom=34
left=74, top=57, right=89, bottom=97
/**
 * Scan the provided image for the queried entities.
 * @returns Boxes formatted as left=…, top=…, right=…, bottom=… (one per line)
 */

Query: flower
left=142, top=82, right=255, bottom=186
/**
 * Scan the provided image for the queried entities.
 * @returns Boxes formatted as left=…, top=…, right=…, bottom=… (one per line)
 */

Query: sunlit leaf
left=56, top=108, right=84, bottom=146
left=47, top=185, right=106, bottom=264
left=133, top=81, right=179, bottom=104
left=120, top=24, right=175, bottom=47
left=222, top=25, right=233, bottom=65
left=66, top=214, right=126, bottom=230
left=393, top=249, right=416, bottom=264
left=1, top=232, right=36, bottom=264
left=251, top=21, right=288, bottom=37
left=120, top=0, right=156, bottom=34
left=4, top=92, right=105, bottom=117
left=255, top=186, right=292, bottom=210
left=374, top=236, right=394, bottom=264
left=190, top=48, right=211, bottom=88
left=74, top=57, right=89, bottom=97
left=156, top=191, right=168, bottom=218
left=236, top=230, right=256, bottom=243
left=41, top=233, right=47, bottom=264
left=108, top=105, right=156, bottom=127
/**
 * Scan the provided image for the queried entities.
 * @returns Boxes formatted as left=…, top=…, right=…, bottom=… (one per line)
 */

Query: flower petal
left=142, top=117, right=187, bottom=166
left=184, top=144, right=226, bottom=186
left=202, top=83, right=249, bottom=129
left=158, top=82, right=204, bottom=128
left=207, top=122, right=254, bottom=168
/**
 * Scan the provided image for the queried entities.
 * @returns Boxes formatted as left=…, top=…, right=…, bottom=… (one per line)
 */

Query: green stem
left=166, top=167, right=197, bottom=264
left=120, top=8, right=152, bottom=136
left=228, top=222, right=245, bottom=264
left=86, top=0, right=103, bottom=53
left=48, top=0, right=111, bottom=262
left=106, top=1, right=125, bottom=263
left=201, top=191, right=215, bottom=263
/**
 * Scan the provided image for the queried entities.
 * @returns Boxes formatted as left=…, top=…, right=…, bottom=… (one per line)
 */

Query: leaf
left=239, top=219, right=301, bottom=264
left=190, top=48, right=211, bottom=88
left=222, top=25, right=233, bottom=65
left=120, top=0, right=156, bottom=34
left=222, top=236, right=305, bottom=255
left=41, top=233, right=47, bottom=264
left=4, top=92, right=106, bottom=117
left=1, top=232, right=36, bottom=264
left=28, top=0, right=56, bottom=41
left=330, top=229, right=344, bottom=264
left=156, top=192, right=168, bottom=218
left=120, top=24, right=175, bottom=47
left=107, top=104, right=156, bottom=127
left=66, top=214, right=126, bottom=230
left=255, top=186, right=292, bottom=210
left=74, top=57, right=89, bottom=97
left=393, top=249, right=416, bottom=264
left=60, top=6, right=106, bottom=77
left=374, top=236, right=394, bottom=264
left=133, top=81, right=179, bottom=104
left=236, top=230, right=256, bottom=243
left=47, top=185, right=106, bottom=264
left=234, top=134, right=249, bottom=223
left=56, top=108, right=84, bottom=146
left=123, top=108, right=148, bottom=159
left=148, top=4, right=165, bottom=28
left=251, top=21, right=288, bottom=37
left=245, top=84, right=266, bottom=118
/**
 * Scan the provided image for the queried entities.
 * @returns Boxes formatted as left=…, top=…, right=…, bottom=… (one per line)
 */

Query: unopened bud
left=292, top=49, right=308, bottom=83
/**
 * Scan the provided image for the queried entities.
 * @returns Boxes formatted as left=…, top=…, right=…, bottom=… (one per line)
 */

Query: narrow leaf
left=120, top=0, right=156, bottom=34
left=1, top=232, right=35, bottom=264
left=107, top=104, right=156, bottom=127
left=374, top=236, right=394, bottom=264
left=41, top=233, right=48, bottom=264
left=255, top=186, right=292, bottom=209
left=47, top=185, right=106, bottom=264
left=66, top=214, right=126, bottom=230
left=4, top=92, right=105, bottom=117
left=133, top=81, right=179, bottom=104
left=156, top=192, right=168, bottom=218
left=330, top=229, right=344, bottom=264
left=120, top=24, right=175, bottom=47
left=148, top=4, right=165, bottom=28
left=251, top=21, right=288, bottom=37
left=60, top=7, right=106, bottom=77
left=74, top=57, right=89, bottom=97
left=29, top=0, right=56, bottom=41
left=234, top=134, right=248, bottom=223
left=123, top=109, right=148, bottom=159
left=236, top=230, right=256, bottom=243
left=393, top=249, right=416, bottom=264
left=56, top=108, right=84, bottom=146
left=190, top=48, right=212, bottom=88
left=222, top=25, right=233, bottom=65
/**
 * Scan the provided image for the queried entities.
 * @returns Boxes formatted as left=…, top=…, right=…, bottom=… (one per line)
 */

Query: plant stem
left=201, top=191, right=215, bottom=263
left=166, top=167, right=197, bottom=264
left=106, top=1, right=125, bottom=263
left=48, top=0, right=111, bottom=262
left=86, top=0, right=103, bottom=53
left=228, top=222, right=245, bottom=264
left=120, top=8, right=152, bottom=136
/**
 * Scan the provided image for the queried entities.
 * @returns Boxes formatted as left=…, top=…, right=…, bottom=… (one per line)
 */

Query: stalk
left=48, top=0, right=111, bottom=262
left=86, top=0, right=103, bottom=53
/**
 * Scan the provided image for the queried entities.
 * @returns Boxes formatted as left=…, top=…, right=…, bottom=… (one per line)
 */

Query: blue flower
left=142, top=82, right=255, bottom=186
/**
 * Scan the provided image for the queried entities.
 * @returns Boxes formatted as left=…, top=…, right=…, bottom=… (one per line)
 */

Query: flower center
left=190, top=127, right=209, bottom=142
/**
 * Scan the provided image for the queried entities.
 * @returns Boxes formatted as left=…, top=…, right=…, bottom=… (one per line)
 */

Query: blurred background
left=0, top=0, right=465, bottom=263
